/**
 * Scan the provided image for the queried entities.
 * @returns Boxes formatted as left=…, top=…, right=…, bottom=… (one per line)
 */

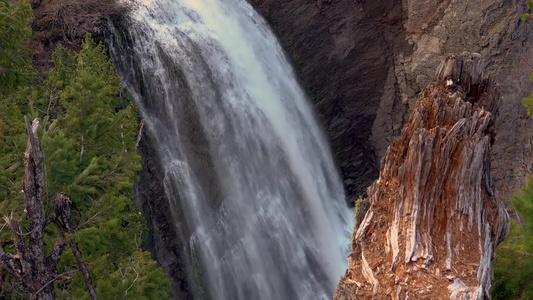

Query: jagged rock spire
left=334, top=54, right=509, bottom=299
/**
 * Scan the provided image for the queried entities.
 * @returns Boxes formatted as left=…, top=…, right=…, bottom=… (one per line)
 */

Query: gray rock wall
left=247, top=0, right=409, bottom=204
left=388, top=0, right=533, bottom=204
left=248, top=0, right=533, bottom=205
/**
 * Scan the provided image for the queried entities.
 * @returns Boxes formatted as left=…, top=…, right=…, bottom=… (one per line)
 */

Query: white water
left=108, top=0, right=352, bottom=298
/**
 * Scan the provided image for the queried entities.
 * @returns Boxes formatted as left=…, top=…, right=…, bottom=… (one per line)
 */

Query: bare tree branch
left=46, top=234, right=66, bottom=268
left=135, top=119, right=145, bottom=149
left=0, top=245, right=22, bottom=281
left=69, top=239, right=97, bottom=300
left=3, top=214, right=30, bottom=282
left=46, top=193, right=97, bottom=298
left=23, top=117, right=48, bottom=282
left=33, top=269, right=78, bottom=298
left=123, top=268, right=139, bottom=297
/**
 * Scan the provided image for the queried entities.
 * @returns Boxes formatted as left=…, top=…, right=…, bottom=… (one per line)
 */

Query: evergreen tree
left=42, top=35, right=171, bottom=299
left=0, top=0, right=32, bottom=94
left=0, top=10, right=170, bottom=296
left=0, top=0, right=33, bottom=214
left=493, top=179, right=533, bottom=299
left=0, top=102, right=26, bottom=211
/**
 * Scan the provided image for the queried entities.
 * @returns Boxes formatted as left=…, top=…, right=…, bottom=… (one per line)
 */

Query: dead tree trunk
left=334, top=54, right=510, bottom=299
left=0, top=117, right=97, bottom=299
left=69, top=240, right=97, bottom=300
left=0, top=117, right=56, bottom=299
left=49, top=193, right=97, bottom=300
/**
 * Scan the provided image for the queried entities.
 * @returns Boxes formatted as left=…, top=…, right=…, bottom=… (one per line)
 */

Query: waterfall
left=107, top=0, right=352, bottom=299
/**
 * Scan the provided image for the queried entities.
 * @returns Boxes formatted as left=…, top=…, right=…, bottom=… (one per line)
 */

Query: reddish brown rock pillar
left=334, top=54, right=509, bottom=299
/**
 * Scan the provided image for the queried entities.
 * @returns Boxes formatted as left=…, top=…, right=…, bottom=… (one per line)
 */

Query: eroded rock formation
left=249, top=0, right=533, bottom=204
left=333, top=55, right=510, bottom=299
left=29, top=0, right=125, bottom=73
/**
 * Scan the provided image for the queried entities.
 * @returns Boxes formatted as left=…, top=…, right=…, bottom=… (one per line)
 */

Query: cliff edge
left=333, top=54, right=509, bottom=299
left=249, top=0, right=533, bottom=205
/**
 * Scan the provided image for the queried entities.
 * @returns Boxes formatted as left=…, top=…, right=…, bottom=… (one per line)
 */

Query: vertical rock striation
left=248, top=0, right=533, bottom=204
left=246, top=0, right=408, bottom=204
left=334, top=54, right=509, bottom=299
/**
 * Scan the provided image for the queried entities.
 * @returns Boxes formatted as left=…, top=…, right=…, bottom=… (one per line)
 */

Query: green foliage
left=522, top=2, right=533, bottom=21
left=58, top=231, right=171, bottom=300
left=0, top=0, right=32, bottom=94
left=493, top=176, right=533, bottom=299
left=522, top=73, right=533, bottom=116
left=493, top=222, right=533, bottom=299
left=42, top=36, right=141, bottom=212
left=39, top=36, right=168, bottom=299
left=0, top=19, right=170, bottom=297
left=0, top=102, right=26, bottom=212
left=0, top=0, right=34, bottom=210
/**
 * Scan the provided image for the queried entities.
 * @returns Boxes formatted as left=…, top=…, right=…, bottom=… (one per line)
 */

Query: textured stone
left=249, top=0, right=533, bottom=205
left=395, top=0, right=533, bottom=205
left=247, top=0, right=408, bottom=204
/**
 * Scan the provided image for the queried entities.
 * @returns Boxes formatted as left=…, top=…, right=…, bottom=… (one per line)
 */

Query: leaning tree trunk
left=0, top=117, right=56, bottom=300
left=334, top=54, right=510, bottom=299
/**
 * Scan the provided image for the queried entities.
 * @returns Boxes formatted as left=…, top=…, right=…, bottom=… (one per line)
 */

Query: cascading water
left=107, top=0, right=352, bottom=299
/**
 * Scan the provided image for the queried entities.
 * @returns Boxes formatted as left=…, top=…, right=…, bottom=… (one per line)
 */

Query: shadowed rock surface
left=247, top=0, right=408, bottom=204
left=333, top=55, right=510, bottom=299
left=248, top=0, right=533, bottom=205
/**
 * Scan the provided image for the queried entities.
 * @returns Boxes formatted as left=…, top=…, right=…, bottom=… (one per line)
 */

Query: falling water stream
left=107, top=0, right=352, bottom=299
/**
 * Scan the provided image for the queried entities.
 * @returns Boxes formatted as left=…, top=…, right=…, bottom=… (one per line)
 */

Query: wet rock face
left=134, top=129, right=194, bottom=300
left=333, top=55, right=509, bottom=299
left=248, top=0, right=533, bottom=204
left=247, top=0, right=409, bottom=204
left=107, top=16, right=221, bottom=298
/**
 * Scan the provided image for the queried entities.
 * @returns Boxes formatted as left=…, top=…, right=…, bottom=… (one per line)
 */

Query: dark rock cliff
left=248, top=0, right=409, bottom=204
left=134, top=129, right=194, bottom=299
left=248, top=0, right=533, bottom=205
left=29, top=0, right=125, bottom=73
